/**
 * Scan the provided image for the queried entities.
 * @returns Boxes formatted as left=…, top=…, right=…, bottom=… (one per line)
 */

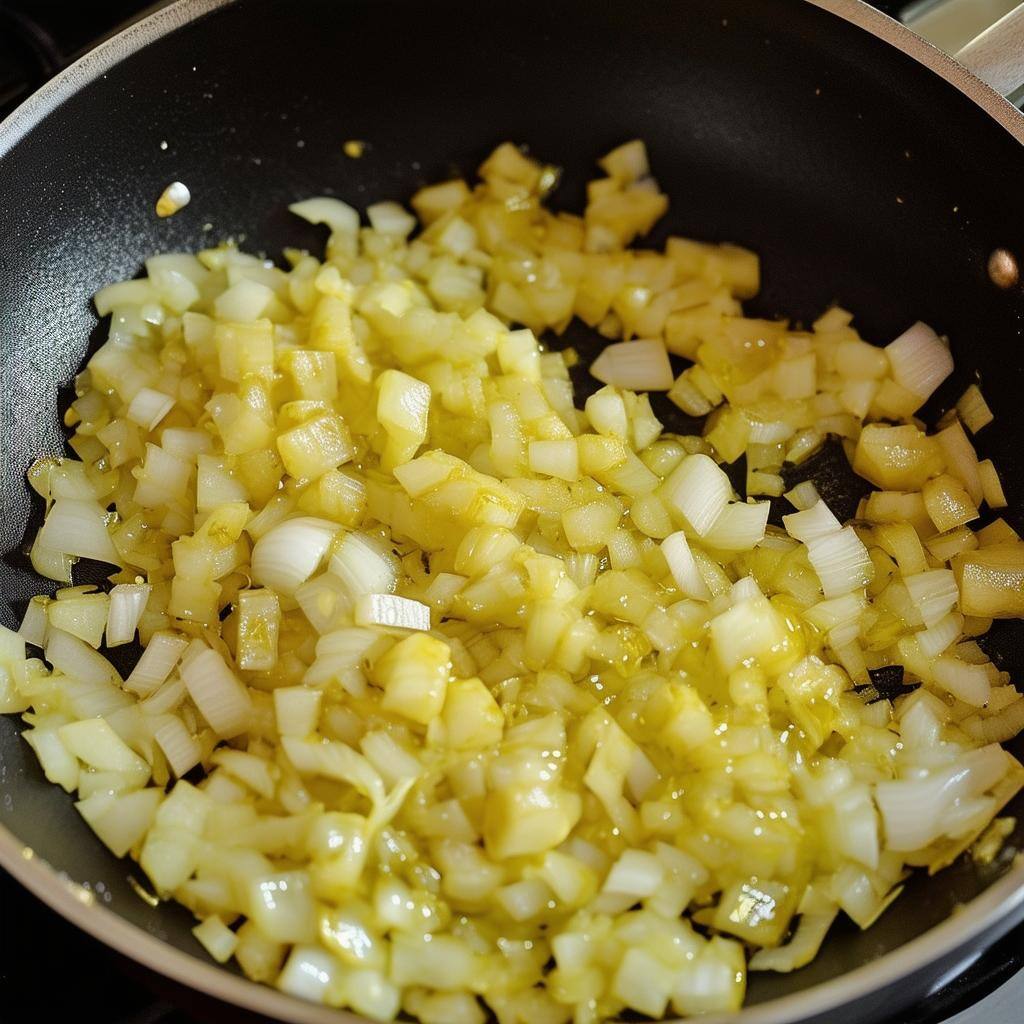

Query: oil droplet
left=988, top=248, right=1019, bottom=289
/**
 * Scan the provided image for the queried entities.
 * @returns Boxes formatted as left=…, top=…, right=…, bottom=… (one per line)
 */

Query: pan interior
left=1, top=0, right=1023, bottom=1010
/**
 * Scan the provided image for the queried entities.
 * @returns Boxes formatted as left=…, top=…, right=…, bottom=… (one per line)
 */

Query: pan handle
left=955, top=4, right=1024, bottom=100
left=902, top=0, right=1024, bottom=102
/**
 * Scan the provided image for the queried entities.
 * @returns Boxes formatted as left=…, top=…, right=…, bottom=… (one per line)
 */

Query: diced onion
left=251, top=517, right=339, bottom=597
left=590, top=339, right=674, bottom=391
left=662, top=532, right=711, bottom=600
left=106, top=583, right=151, bottom=647
left=180, top=647, right=253, bottom=738
left=662, top=454, right=732, bottom=536
left=125, top=631, right=189, bottom=695
left=885, top=322, right=953, bottom=402
left=126, top=387, right=175, bottom=430
left=37, top=498, right=120, bottom=565
left=154, top=715, right=202, bottom=777
left=355, top=594, right=431, bottom=631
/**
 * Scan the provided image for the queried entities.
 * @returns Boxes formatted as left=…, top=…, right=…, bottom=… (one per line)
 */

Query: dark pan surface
left=1, top=0, right=1023, bottom=1015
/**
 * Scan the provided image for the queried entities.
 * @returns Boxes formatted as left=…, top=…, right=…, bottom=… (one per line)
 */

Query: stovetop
left=0, top=1, right=1021, bottom=1022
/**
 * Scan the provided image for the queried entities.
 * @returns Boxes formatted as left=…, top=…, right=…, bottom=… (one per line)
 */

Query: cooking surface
left=0, top=1, right=1022, bottom=1022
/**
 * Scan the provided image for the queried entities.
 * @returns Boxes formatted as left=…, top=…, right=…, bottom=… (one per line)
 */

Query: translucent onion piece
left=590, top=339, right=674, bottom=391
left=179, top=647, right=253, bottom=738
left=662, top=532, right=711, bottom=600
left=885, top=321, right=953, bottom=401
left=106, top=583, right=151, bottom=647
left=354, top=594, right=431, bottom=631
left=37, top=498, right=120, bottom=565
left=125, top=631, right=189, bottom=695
left=154, top=715, right=202, bottom=777
left=126, top=387, right=175, bottom=430
left=250, top=517, right=339, bottom=597
left=662, top=454, right=732, bottom=536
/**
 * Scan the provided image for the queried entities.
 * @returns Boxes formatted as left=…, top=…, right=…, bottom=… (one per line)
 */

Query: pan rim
left=2, top=1, right=1024, bottom=1022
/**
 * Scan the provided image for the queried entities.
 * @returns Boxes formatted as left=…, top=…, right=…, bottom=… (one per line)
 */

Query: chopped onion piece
left=367, top=201, right=417, bottom=238
left=274, top=687, right=322, bottom=738
left=125, top=631, right=189, bottom=695
left=250, top=517, right=339, bottom=597
left=662, top=454, right=732, bottom=536
left=37, top=498, right=120, bottom=565
left=784, top=480, right=820, bottom=511
left=46, top=628, right=120, bottom=686
left=106, top=583, right=151, bottom=647
left=806, top=527, right=873, bottom=598
left=885, top=321, right=953, bottom=402
left=126, top=387, right=175, bottom=430
left=703, top=501, right=769, bottom=552
left=329, top=533, right=398, bottom=599
left=783, top=500, right=841, bottom=544
left=956, top=384, right=993, bottom=434
left=180, top=646, right=253, bottom=738
left=193, top=915, right=239, bottom=964
left=18, top=596, right=49, bottom=647
left=904, top=569, right=959, bottom=628
left=154, top=715, right=202, bottom=777
left=289, top=196, right=360, bottom=235
left=933, top=656, right=992, bottom=707
left=590, top=339, right=674, bottom=391
left=662, top=532, right=711, bottom=600
left=354, top=594, right=431, bottom=632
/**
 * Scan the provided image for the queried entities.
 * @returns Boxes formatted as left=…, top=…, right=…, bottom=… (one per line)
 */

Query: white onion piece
left=180, top=647, right=253, bottom=738
left=329, top=533, right=398, bottom=598
left=140, top=676, right=187, bottom=715
left=875, top=745, right=1008, bottom=850
left=590, top=339, right=674, bottom=391
left=274, top=687, right=323, bottom=738
left=281, top=736, right=385, bottom=803
left=154, top=715, right=202, bottom=777
left=783, top=500, right=841, bottom=544
left=916, top=612, right=963, bottom=659
left=276, top=945, right=338, bottom=1002
left=747, top=419, right=795, bottom=445
left=192, top=915, right=239, bottom=964
left=46, top=628, right=121, bottom=686
left=367, top=201, right=417, bottom=238
left=354, top=594, right=431, bottom=632
left=126, top=387, right=175, bottom=430
left=602, top=849, right=664, bottom=898
left=75, top=788, right=163, bottom=858
left=806, top=527, right=873, bottom=598
left=155, top=180, right=191, bottom=218
left=749, top=907, right=838, bottom=973
left=904, top=569, right=959, bottom=628
left=885, top=321, right=953, bottom=401
left=662, top=454, right=732, bottom=536
left=289, top=197, right=360, bottom=235
left=661, top=532, right=711, bottom=600
left=18, top=597, right=49, bottom=647
left=58, top=717, right=148, bottom=775
left=784, top=480, right=820, bottom=511
left=214, top=279, right=274, bottom=322
left=933, top=656, right=992, bottom=707
left=50, top=460, right=97, bottom=500
left=125, top=631, right=189, bottom=695
left=106, top=583, right=151, bottom=647
left=250, top=517, right=339, bottom=597
left=37, top=498, right=120, bottom=565
left=703, top=501, right=769, bottom=552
